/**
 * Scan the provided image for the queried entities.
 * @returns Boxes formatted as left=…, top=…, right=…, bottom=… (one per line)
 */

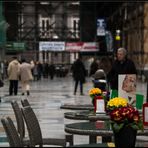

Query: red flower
left=108, top=100, right=143, bottom=132
left=110, top=109, right=123, bottom=122
left=109, top=105, right=141, bottom=124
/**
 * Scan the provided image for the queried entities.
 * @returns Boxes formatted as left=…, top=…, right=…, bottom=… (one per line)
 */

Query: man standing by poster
left=107, top=47, right=137, bottom=91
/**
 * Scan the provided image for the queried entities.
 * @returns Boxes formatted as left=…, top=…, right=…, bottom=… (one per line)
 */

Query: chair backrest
left=21, top=106, right=43, bottom=147
left=21, top=99, right=30, bottom=107
left=11, top=101, right=25, bottom=140
left=1, top=117, right=23, bottom=147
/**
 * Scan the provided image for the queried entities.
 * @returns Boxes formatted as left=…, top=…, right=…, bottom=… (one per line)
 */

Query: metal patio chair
left=11, top=101, right=25, bottom=140
left=21, top=105, right=73, bottom=147
left=11, top=101, right=30, bottom=146
left=21, top=99, right=30, bottom=107
left=1, top=116, right=23, bottom=147
left=21, top=98, right=73, bottom=146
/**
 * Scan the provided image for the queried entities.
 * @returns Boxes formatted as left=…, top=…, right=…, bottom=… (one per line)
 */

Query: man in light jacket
left=7, top=57, right=20, bottom=96
left=20, top=58, right=34, bottom=96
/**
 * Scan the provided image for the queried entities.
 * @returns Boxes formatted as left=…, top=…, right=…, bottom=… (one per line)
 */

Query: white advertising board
left=39, top=42, right=65, bottom=51
left=118, top=74, right=137, bottom=105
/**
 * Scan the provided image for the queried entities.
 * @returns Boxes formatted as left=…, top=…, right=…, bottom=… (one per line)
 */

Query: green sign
left=6, top=42, right=26, bottom=52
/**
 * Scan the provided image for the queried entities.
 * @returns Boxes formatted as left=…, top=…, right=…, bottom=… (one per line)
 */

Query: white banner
left=39, top=42, right=65, bottom=51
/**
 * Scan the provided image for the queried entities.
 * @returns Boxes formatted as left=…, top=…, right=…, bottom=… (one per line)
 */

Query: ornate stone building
left=1, top=1, right=148, bottom=76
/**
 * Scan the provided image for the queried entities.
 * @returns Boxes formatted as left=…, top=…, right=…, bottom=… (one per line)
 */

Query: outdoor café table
left=64, top=111, right=110, bottom=121
left=64, top=111, right=111, bottom=142
left=60, top=103, right=94, bottom=110
left=67, top=142, right=148, bottom=147
left=65, top=121, right=148, bottom=144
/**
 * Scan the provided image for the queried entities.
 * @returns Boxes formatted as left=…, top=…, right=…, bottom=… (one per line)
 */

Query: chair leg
left=66, top=134, right=73, bottom=146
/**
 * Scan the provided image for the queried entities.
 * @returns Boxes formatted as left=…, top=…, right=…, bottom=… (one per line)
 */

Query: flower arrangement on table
left=106, top=97, right=143, bottom=133
left=89, top=87, right=103, bottom=105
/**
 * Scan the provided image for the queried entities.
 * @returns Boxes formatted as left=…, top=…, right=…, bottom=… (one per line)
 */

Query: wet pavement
left=0, top=75, right=147, bottom=147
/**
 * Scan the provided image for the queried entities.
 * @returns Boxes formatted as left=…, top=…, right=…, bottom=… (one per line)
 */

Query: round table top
left=65, top=121, right=113, bottom=136
left=60, top=104, right=94, bottom=110
left=64, top=111, right=110, bottom=121
left=65, top=121, right=148, bottom=136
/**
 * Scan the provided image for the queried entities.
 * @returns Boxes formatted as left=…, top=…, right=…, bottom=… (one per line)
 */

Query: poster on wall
left=118, top=74, right=137, bottom=105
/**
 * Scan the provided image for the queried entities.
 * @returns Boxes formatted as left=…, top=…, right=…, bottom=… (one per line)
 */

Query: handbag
left=0, top=80, right=4, bottom=87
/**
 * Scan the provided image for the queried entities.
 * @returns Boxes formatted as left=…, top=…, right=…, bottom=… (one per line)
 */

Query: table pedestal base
left=89, top=135, right=112, bottom=144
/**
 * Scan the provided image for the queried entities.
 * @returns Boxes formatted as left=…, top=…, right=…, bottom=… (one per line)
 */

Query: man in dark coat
left=107, top=47, right=137, bottom=90
left=71, top=57, right=86, bottom=95
left=49, top=63, right=55, bottom=80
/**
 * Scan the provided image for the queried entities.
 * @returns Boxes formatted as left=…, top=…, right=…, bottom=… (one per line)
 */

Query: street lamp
left=115, top=29, right=121, bottom=49
left=115, top=29, right=121, bottom=41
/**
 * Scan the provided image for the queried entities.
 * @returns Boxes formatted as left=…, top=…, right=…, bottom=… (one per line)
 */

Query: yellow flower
left=89, top=88, right=102, bottom=96
left=107, top=97, right=143, bottom=133
left=107, top=97, right=128, bottom=108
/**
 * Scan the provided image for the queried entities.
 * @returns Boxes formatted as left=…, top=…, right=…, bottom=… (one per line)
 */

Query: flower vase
left=113, top=126, right=137, bottom=148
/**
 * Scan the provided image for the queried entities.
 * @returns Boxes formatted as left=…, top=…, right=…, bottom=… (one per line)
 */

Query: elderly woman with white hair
left=107, top=47, right=137, bottom=90
left=20, top=59, right=34, bottom=96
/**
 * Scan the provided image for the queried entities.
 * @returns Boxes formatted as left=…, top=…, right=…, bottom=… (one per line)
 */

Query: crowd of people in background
left=31, top=61, right=69, bottom=80
left=70, top=47, right=137, bottom=95
left=0, top=58, right=70, bottom=96
left=0, top=47, right=137, bottom=97
left=0, top=59, right=69, bottom=82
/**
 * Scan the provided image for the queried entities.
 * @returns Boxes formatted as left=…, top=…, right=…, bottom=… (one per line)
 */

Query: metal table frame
left=65, top=121, right=148, bottom=144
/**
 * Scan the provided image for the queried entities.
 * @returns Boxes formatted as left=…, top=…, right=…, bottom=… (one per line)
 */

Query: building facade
left=2, top=1, right=148, bottom=76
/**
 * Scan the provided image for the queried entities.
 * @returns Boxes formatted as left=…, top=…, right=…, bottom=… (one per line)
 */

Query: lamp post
left=115, top=29, right=121, bottom=49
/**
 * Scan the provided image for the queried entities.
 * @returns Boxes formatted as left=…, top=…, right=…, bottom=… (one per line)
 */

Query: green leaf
left=130, top=124, right=139, bottom=130
left=112, top=122, right=124, bottom=133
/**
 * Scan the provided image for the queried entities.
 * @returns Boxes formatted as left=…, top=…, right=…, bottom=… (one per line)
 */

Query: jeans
left=74, top=80, right=83, bottom=94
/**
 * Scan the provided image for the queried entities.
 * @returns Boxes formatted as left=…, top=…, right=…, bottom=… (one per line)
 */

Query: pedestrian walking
left=32, top=61, right=39, bottom=81
left=37, top=61, right=43, bottom=80
left=0, top=61, right=5, bottom=80
left=7, top=57, right=20, bottom=96
left=42, top=62, right=49, bottom=78
left=20, top=59, right=34, bottom=96
left=49, top=62, right=55, bottom=80
left=71, top=57, right=86, bottom=95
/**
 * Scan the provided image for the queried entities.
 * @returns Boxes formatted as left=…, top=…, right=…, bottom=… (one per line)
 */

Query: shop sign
left=97, top=19, right=106, bottom=36
left=65, top=42, right=98, bottom=52
left=65, top=42, right=83, bottom=52
left=81, top=42, right=98, bottom=52
left=39, top=41, right=65, bottom=51
left=5, top=42, right=26, bottom=51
